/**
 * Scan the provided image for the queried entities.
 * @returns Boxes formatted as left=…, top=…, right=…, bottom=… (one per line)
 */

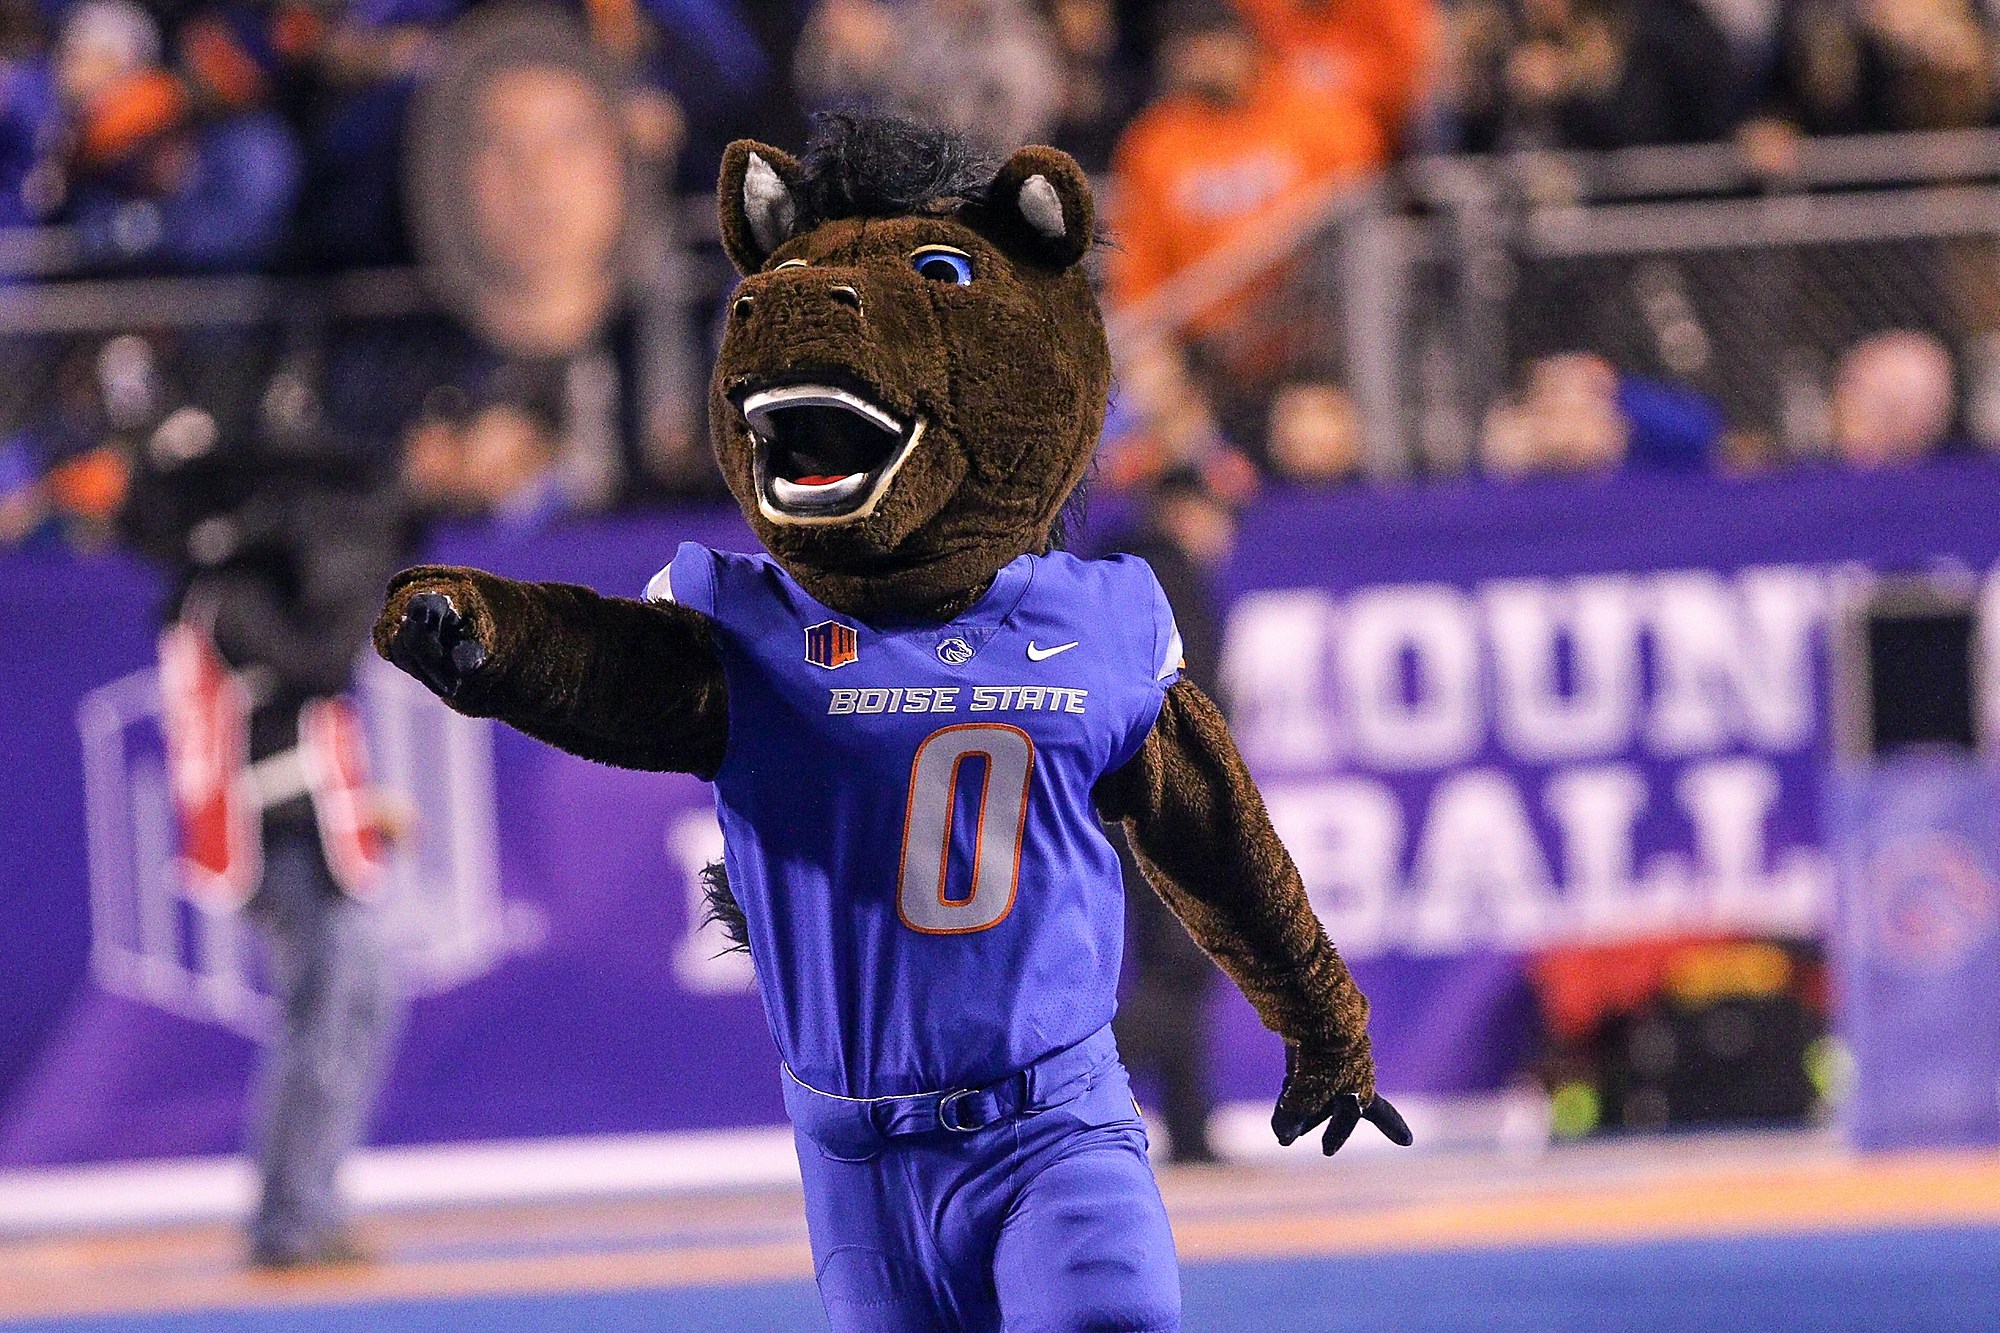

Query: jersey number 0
left=896, top=724, right=1035, bottom=934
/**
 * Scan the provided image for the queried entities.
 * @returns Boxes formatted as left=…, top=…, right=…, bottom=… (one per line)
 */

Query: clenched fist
left=374, top=566, right=500, bottom=703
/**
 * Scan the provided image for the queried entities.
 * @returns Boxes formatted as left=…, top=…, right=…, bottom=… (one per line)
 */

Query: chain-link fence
left=0, top=252, right=716, bottom=526
left=11, top=131, right=2000, bottom=497
left=1110, top=129, right=2000, bottom=480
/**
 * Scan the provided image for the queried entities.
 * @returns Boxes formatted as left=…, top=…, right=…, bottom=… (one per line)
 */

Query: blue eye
left=911, top=247, right=973, bottom=285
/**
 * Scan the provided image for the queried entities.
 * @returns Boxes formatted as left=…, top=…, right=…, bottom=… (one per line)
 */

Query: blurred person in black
left=120, top=378, right=408, bottom=1270
left=794, top=0, right=1063, bottom=153
left=1760, top=0, right=1996, bottom=138
left=1102, top=467, right=1238, bottom=1163
left=1037, top=0, right=1143, bottom=173
left=1735, top=0, right=1999, bottom=178
left=1443, top=0, right=1740, bottom=152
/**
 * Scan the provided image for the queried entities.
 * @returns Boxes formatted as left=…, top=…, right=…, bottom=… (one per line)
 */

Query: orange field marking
left=2, top=1142, right=1997, bottom=1323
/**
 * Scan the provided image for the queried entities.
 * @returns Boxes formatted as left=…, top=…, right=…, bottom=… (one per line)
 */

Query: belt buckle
left=936, top=1088, right=985, bottom=1133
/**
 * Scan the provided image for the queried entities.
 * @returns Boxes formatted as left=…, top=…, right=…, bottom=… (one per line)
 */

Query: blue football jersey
left=654, top=543, right=1183, bottom=1097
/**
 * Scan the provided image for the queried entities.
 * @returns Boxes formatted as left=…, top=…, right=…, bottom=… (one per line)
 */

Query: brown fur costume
left=376, top=116, right=1403, bottom=1154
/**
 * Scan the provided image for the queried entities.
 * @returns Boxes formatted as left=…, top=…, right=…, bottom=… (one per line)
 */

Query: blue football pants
left=786, top=1048, right=1181, bottom=1332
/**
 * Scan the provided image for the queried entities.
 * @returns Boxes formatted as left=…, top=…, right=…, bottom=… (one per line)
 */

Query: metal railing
left=0, top=229, right=712, bottom=502
left=1103, top=128, right=2000, bottom=478
left=9, top=130, right=2000, bottom=484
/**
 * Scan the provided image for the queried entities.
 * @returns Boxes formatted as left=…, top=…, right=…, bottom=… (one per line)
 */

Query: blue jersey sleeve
left=1145, top=565, right=1185, bottom=691
left=644, top=541, right=720, bottom=616
left=1103, top=555, right=1182, bottom=775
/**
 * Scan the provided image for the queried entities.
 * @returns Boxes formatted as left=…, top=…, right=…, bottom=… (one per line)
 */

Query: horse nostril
left=732, top=294, right=755, bottom=320
left=830, top=285, right=863, bottom=313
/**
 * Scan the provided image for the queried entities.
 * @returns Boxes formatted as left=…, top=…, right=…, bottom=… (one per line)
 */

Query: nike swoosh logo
left=1026, top=641, right=1079, bottom=661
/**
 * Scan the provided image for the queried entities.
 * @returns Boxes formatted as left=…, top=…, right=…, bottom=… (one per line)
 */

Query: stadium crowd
left=3, top=0, right=2000, bottom=552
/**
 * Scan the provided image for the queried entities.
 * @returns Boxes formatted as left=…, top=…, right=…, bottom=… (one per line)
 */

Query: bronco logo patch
left=805, top=620, right=860, bottom=670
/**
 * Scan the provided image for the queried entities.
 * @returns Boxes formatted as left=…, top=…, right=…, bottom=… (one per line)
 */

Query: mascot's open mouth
left=741, top=385, right=925, bottom=525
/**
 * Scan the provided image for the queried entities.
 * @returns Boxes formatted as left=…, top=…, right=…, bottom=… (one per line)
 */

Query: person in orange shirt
left=1232, top=0, right=1439, bottom=148
left=1108, top=0, right=1386, bottom=328
left=1108, top=0, right=1391, bottom=485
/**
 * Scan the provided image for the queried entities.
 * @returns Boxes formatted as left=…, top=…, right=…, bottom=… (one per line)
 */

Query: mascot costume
left=376, top=116, right=1407, bottom=1332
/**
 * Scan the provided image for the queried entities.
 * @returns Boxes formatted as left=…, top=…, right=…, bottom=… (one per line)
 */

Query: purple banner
left=5, top=460, right=2000, bottom=1165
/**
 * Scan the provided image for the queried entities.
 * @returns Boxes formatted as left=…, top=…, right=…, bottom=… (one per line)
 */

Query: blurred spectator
left=1108, top=0, right=1388, bottom=324
left=397, top=5, right=698, bottom=509
left=796, top=0, right=1062, bottom=152
left=1038, top=0, right=1142, bottom=172
left=49, top=0, right=303, bottom=271
left=0, top=0, right=61, bottom=226
left=1108, top=0, right=1392, bottom=488
left=1830, top=330, right=1957, bottom=468
left=290, top=1, right=450, bottom=267
left=1762, top=0, right=1995, bottom=137
left=1099, top=336, right=1262, bottom=500
left=121, top=411, right=408, bottom=1271
left=1103, top=467, right=1237, bottom=1164
left=401, top=362, right=570, bottom=529
left=1234, top=0, right=1440, bottom=154
left=1480, top=352, right=1724, bottom=475
left=34, top=0, right=304, bottom=272
left=411, top=9, right=631, bottom=360
left=1265, top=377, right=1364, bottom=483
left=1482, top=352, right=1629, bottom=474
left=0, top=330, right=173, bottom=551
left=0, top=425, right=130, bottom=549
left=1444, top=0, right=1740, bottom=152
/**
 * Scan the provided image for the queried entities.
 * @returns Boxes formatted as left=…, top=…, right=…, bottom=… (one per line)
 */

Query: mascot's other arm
left=373, top=565, right=729, bottom=778
left=1095, top=678, right=1412, bottom=1154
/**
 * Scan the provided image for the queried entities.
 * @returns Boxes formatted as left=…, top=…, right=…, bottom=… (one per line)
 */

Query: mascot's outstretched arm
left=373, top=565, right=729, bottom=778
left=1096, top=678, right=1412, bottom=1155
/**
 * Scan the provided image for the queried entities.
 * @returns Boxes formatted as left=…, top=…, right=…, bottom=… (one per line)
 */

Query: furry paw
left=1270, top=1040, right=1412, bottom=1154
left=375, top=567, right=495, bottom=702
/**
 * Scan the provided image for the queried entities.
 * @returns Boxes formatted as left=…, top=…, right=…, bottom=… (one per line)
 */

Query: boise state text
left=828, top=686, right=1090, bottom=715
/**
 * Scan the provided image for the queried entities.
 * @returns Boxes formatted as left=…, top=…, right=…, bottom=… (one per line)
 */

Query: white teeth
left=770, top=473, right=869, bottom=507
left=741, top=384, right=903, bottom=440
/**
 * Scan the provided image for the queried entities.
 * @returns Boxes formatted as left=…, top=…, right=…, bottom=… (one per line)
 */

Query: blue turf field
left=12, top=1225, right=1997, bottom=1333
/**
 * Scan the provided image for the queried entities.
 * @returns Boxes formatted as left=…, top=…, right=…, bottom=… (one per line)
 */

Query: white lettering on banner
left=1264, top=779, right=1401, bottom=956
left=1406, top=769, right=1558, bottom=952
left=1677, top=758, right=1791, bottom=921
left=1543, top=763, right=1650, bottom=929
left=1342, top=585, right=1483, bottom=770
left=1221, top=590, right=1338, bottom=770
left=1645, top=567, right=1821, bottom=755
left=1486, top=576, right=1642, bottom=762
left=1221, top=561, right=1865, bottom=958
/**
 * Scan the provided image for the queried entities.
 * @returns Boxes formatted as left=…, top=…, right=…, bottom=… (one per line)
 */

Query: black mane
left=794, top=113, right=996, bottom=230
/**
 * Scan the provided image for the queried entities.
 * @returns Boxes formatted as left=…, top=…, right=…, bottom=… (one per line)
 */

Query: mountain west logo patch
left=805, top=620, right=860, bottom=670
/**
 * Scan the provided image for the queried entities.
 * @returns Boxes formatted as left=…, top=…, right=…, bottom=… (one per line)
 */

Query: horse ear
left=718, top=140, right=804, bottom=275
left=986, top=146, right=1094, bottom=270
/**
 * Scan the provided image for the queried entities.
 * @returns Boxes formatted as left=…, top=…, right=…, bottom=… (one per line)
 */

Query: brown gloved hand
left=1270, top=1036, right=1413, bottom=1155
left=373, top=565, right=504, bottom=706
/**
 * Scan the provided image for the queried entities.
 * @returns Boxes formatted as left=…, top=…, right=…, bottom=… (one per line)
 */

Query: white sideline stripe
left=1202, top=1089, right=1553, bottom=1163
left=0, top=1092, right=1552, bottom=1235
left=0, top=1127, right=801, bottom=1236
